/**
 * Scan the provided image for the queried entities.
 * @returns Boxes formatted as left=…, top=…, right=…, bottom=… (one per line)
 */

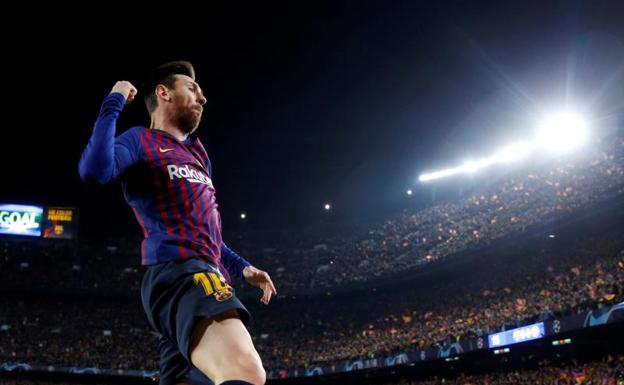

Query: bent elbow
left=78, top=164, right=113, bottom=186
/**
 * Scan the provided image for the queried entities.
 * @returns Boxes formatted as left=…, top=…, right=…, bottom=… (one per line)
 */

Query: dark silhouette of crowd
left=390, top=355, right=624, bottom=384
left=260, top=135, right=624, bottom=291
left=0, top=134, right=623, bottom=375
left=1, top=356, right=622, bottom=384
left=1, top=137, right=622, bottom=295
left=1, top=227, right=622, bottom=371
left=250, top=230, right=624, bottom=369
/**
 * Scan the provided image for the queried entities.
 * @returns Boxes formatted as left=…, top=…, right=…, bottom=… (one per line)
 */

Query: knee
left=233, top=351, right=266, bottom=385
left=192, top=348, right=266, bottom=385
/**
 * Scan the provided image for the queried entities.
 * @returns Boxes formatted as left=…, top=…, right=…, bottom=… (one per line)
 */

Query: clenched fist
left=111, top=81, right=138, bottom=104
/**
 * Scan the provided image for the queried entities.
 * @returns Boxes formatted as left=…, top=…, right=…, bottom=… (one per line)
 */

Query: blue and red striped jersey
left=79, top=93, right=250, bottom=283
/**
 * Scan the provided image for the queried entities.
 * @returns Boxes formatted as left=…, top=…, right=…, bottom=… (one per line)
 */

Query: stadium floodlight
left=406, top=189, right=413, bottom=196
left=492, top=141, right=535, bottom=163
left=461, top=158, right=495, bottom=174
left=419, top=167, right=462, bottom=182
left=418, top=111, right=588, bottom=183
left=324, top=203, right=331, bottom=210
left=536, top=111, right=587, bottom=153
left=240, top=213, right=246, bottom=219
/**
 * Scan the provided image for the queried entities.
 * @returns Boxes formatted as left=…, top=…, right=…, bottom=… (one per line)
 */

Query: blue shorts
left=141, top=258, right=250, bottom=385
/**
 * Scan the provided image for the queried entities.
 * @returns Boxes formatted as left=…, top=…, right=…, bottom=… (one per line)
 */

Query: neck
left=150, top=112, right=188, bottom=141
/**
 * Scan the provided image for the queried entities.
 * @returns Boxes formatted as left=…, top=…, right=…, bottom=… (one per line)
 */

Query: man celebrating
left=79, top=61, right=276, bottom=385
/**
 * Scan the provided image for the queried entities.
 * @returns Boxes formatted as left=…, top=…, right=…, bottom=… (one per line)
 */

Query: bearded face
left=172, top=99, right=203, bottom=135
left=168, top=76, right=206, bottom=135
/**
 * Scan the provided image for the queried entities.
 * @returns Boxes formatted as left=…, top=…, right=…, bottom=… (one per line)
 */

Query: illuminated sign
left=42, top=207, right=78, bottom=239
left=552, top=338, right=572, bottom=346
left=488, top=322, right=545, bottom=348
left=0, top=204, right=43, bottom=237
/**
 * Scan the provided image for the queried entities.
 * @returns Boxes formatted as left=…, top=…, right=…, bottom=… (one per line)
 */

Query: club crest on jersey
left=167, top=164, right=213, bottom=187
left=215, top=289, right=233, bottom=302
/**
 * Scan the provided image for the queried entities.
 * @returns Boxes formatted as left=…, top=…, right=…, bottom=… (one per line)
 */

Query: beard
left=174, top=107, right=202, bottom=135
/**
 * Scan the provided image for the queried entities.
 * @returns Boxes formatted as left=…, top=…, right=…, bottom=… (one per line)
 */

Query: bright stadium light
left=406, top=189, right=413, bottom=196
left=418, top=111, right=589, bottom=183
left=324, top=203, right=331, bottom=210
left=240, top=213, right=246, bottom=219
left=536, top=112, right=587, bottom=153
left=462, top=158, right=494, bottom=174
left=492, top=141, right=534, bottom=163
left=419, top=167, right=462, bottom=182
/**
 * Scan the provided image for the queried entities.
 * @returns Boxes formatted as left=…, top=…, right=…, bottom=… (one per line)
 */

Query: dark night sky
left=2, top=1, right=623, bottom=238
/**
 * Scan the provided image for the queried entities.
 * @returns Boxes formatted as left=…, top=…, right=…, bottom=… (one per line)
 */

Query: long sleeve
left=78, top=93, right=139, bottom=185
left=221, top=242, right=251, bottom=283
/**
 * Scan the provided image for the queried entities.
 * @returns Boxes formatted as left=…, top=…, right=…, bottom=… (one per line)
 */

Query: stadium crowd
left=2, top=355, right=623, bottom=384
left=392, top=355, right=624, bottom=384
left=1, top=136, right=623, bottom=296
left=0, top=297, right=152, bottom=370
left=264, top=135, right=624, bottom=291
left=252, top=229, right=624, bottom=369
left=1, top=226, right=622, bottom=372
left=0, top=134, right=623, bottom=377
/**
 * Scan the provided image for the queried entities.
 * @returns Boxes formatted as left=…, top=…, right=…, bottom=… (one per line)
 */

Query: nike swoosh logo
left=159, top=147, right=174, bottom=153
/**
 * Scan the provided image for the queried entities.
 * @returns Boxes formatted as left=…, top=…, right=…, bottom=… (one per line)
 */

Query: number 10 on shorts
left=193, top=272, right=234, bottom=301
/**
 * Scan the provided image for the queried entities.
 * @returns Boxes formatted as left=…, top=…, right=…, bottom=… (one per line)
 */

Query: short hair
left=143, top=61, right=195, bottom=114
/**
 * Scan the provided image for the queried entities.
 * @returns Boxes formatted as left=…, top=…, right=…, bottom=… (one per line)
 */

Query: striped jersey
left=79, top=93, right=249, bottom=282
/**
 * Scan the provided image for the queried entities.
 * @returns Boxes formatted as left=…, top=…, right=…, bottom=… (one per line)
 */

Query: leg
left=157, top=335, right=214, bottom=385
left=189, top=310, right=266, bottom=385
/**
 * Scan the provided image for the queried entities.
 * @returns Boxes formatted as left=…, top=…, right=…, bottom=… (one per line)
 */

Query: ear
left=155, top=84, right=171, bottom=102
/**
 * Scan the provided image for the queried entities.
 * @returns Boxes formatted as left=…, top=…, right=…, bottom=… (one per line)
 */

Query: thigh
left=158, top=336, right=214, bottom=385
left=189, top=311, right=262, bottom=380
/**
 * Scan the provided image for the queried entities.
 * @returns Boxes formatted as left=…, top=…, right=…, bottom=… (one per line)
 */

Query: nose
left=197, top=92, right=207, bottom=106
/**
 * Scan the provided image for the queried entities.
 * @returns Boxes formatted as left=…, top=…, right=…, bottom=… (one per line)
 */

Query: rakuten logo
left=167, top=165, right=213, bottom=187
